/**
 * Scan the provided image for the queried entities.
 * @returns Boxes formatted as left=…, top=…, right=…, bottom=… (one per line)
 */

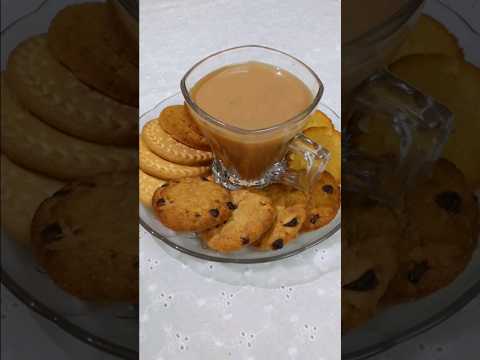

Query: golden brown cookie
left=382, top=159, right=478, bottom=303
left=342, top=236, right=398, bottom=332
left=258, top=183, right=308, bottom=208
left=255, top=204, right=307, bottom=251
left=1, top=155, right=63, bottom=246
left=200, top=190, right=275, bottom=252
left=158, top=105, right=210, bottom=150
left=139, top=170, right=166, bottom=208
left=302, top=171, right=341, bottom=231
left=142, top=118, right=212, bottom=165
left=139, top=137, right=210, bottom=179
left=152, top=177, right=232, bottom=232
left=342, top=194, right=404, bottom=249
left=48, top=3, right=138, bottom=106
left=341, top=196, right=402, bottom=332
left=6, top=36, right=137, bottom=146
left=31, top=173, right=138, bottom=302
left=1, top=75, right=137, bottom=180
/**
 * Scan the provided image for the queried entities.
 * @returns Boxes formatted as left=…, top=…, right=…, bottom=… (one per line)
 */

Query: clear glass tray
left=139, top=92, right=341, bottom=264
left=1, top=1, right=138, bottom=358
left=342, top=1, right=480, bottom=358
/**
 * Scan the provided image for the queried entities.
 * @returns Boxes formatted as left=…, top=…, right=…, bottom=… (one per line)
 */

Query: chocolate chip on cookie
left=40, top=223, right=64, bottom=243
left=343, top=269, right=378, bottom=291
left=152, top=177, right=232, bottom=232
left=406, top=261, right=430, bottom=284
left=435, top=191, right=462, bottom=214
left=283, top=217, right=299, bottom=227
left=227, top=201, right=237, bottom=210
left=271, top=239, right=284, bottom=250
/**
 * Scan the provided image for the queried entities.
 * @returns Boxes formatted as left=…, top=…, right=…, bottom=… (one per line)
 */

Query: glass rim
left=180, top=44, right=324, bottom=135
left=343, top=0, right=425, bottom=48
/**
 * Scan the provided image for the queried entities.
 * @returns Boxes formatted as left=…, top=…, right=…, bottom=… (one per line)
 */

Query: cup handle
left=273, top=133, right=331, bottom=193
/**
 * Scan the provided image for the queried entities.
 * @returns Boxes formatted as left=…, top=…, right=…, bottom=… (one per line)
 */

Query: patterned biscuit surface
left=139, top=137, right=210, bottom=179
left=158, top=105, right=210, bottom=150
left=48, top=3, right=138, bottom=106
left=1, top=76, right=137, bottom=180
left=139, top=170, right=166, bottom=208
left=142, top=118, right=212, bottom=165
left=6, top=36, right=137, bottom=146
left=1, top=155, right=63, bottom=245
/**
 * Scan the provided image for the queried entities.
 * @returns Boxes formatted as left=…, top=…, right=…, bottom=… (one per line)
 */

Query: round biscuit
left=48, top=3, right=138, bottom=106
left=158, top=105, right=210, bottom=150
left=139, top=137, right=210, bottom=179
left=6, top=36, right=137, bottom=146
left=142, top=118, right=212, bottom=165
left=1, top=75, right=137, bottom=180
left=139, top=170, right=166, bottom=208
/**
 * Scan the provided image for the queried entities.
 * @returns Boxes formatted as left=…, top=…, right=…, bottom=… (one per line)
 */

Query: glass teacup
left=181, top=45, right=330, bottom=192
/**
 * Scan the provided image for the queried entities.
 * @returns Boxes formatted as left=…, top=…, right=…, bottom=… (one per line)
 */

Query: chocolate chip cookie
left=152, top=177, right=232, bottom=232
left=383, top=159, right=478, bottom=302
left=31, top=173, right=138, bottom=302
left=200, top=190, right=275, bottom=253
left=302, top=171, right=341, bottom=231
left=342, top=236, right=398, bottom=332
left=255, top=204, right=306, bottom=251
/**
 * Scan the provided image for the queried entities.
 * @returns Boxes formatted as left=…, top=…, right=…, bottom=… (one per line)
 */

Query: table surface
left=2, top=0, right=480, bottom=359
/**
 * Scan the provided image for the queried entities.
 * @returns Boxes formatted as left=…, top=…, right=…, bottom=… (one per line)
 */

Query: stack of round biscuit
left=139, top=104, right=213, bottom=206
left=1, top=2, right=138, bottom=303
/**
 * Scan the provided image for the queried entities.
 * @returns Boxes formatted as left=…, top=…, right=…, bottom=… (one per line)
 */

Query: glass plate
left=342, top=1, right=480, bottom=358
left=139, top=92, right=341, bottom=264
left=1, top=1, right=138, bottom=358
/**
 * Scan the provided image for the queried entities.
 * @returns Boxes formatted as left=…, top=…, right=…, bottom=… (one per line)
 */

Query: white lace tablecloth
left=139, top=0, right=341, bottom=359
